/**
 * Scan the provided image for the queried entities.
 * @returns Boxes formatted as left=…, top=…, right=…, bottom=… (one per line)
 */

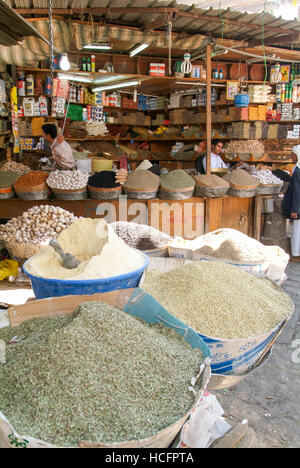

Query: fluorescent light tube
left=83, top=43, right=111, bottom=50
left=93, top=75, right=126, bottom=84
left=58, top=73, right=93, bottom=83
left=93, top=80, right=140, bottom=93
left=130, top=43, right=149, bottom=57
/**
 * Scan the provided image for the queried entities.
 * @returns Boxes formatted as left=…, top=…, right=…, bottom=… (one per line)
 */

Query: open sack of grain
left=141, top=258, right=294, bottom=375
left=0, top=289, right=210, bottom=448
left=168, top=228, right=289, bottom=283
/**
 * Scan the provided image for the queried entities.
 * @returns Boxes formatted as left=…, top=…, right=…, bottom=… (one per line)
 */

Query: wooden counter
left=0, top=196, right=258, bottom=239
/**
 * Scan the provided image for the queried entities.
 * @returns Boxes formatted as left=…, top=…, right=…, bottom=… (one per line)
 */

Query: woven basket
left=195, top=185, right=229, bottom=198
left=257, top=183, right=283, bottom=195
left=159, top=185, right=195, bottom=200
left=49, top=186, right=88, bottom=200
left=0, top=186, right=14, bottom=200
left=123, top=185, right=159, bottom=199
left=228, top=187, right=258, bottom=198
left=4, top=241, right=44, bottom=263
left=88, top=185, right=122, bottom=200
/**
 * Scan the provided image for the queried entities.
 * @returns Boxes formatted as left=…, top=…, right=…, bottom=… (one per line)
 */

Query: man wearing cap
left=283, top=145, right=300, bottom=262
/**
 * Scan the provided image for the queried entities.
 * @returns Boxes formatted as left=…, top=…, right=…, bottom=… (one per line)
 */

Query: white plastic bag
left=177, top=391, right=231, bottom=448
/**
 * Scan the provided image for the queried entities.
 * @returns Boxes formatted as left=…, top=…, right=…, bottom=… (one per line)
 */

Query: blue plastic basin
left=234, top=94, right=250, bottom=108
left=23, top=253, right=149, bottom=299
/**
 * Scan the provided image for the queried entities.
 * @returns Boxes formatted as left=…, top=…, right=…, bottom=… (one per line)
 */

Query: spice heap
left=0, top=205, right=77, bottom=244
left=252, top=169, right=283, bottom=185
left=160, top=170, right=195, bottom=190
left=223, top=169, right=259, bottom=187
left=142, top=261, right=293, bottom=340
left=0, top=161, right=31, bottom=175
left=88, top=171, right=120, bottom=189
left=0, top=301, right=202, bottom=446
left=14, top=172, right=49, bottom=191
left=0, top=170, right=20, bottom=188
left=47, top=170, right=89, bottom=190
left=25, top=219, right=145, bottom=280
left=194, top=174, right=229, bottom=188
left=124, top=169, right=160, bottom=191
left=192, top=228, right=267, bottom=262
left=111, top=221, right=171, bottom=250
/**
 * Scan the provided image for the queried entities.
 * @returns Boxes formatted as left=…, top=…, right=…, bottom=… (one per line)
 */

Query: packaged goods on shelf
left=31, top=117, right=45, bottom=137
left=149, top=63, right=166, bottom=76
left=51, top=97, right=66, bottom=117
left=20, top=137, right=36, bottom=150
left=248, top=85, right=272, bottom=103
left=86, top=120, right=108, bottom=137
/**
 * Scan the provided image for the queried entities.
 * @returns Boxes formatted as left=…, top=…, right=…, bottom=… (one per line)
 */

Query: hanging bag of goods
left=159, top=170, right=195, bottom=200
left=47, top=170, right=89, bottom=200
left=13, top=172, right=49, bottom=201
left=123, top=170, right=160, bottom=199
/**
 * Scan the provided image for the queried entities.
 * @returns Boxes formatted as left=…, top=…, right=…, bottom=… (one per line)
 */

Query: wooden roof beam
left=15, top=7, right=300, bottom=37
left=248, top=34, right=300, bottom=47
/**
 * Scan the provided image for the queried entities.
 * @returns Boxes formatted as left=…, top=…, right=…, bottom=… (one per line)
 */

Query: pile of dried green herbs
left=0, top=301, right=203, bottom=447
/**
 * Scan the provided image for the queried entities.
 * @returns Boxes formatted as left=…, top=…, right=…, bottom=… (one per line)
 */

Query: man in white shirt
left=42, top=124, right=76, bottom=170
left=202, top=139, right=228, bottom=173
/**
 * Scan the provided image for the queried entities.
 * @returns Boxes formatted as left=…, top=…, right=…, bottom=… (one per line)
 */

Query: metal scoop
left=49, top=240, right=81, bottom=270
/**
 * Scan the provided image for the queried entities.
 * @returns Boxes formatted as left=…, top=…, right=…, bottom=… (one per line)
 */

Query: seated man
left=202, top=139, right=228, bottom=172
left=42, top=124, right=76, bottom=170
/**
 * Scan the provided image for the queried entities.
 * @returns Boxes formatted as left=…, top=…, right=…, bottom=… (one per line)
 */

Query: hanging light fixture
left=59, top=53, right=71, bottom=71
left=83, top=43, right=112, bottom=50
left=93, top=80, right=140, bottom=93
left=129, top=43, right=149, bottom=57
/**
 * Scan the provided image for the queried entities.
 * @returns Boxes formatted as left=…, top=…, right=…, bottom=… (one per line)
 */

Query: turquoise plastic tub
left=23, top=253, right=149, bottom=299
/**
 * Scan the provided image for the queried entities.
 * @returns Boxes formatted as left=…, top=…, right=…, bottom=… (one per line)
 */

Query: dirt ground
left=215, top=262, right=300, bottom=448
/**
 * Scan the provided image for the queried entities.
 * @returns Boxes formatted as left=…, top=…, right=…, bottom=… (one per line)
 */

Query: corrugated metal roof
left=7, top=0, right=300, bottom=42
left=0, top=0, right=47, bottom=45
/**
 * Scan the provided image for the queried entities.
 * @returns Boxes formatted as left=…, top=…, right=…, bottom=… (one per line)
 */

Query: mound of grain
left=193, top=228, right=267, bottom=263
left=223, top=169, right=259, bottom=187
left=160, top=170, right=195, bottom=190
left=124, top=169, right=160, bottom=190
left=142, top=261, right=293, bottom=340
left=111, top=221, right=171, bottom=250
left=195, top=174, right=229, bottom=188
left=0, top=301, right=202, bottom=446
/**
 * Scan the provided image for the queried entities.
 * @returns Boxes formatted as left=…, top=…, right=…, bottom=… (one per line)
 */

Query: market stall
left=0, top=1, right=298, bottom=450
left=0, top=3, right=299, bottom=242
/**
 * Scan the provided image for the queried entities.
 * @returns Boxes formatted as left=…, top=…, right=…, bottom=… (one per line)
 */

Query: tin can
left=17, top=72, right=26, bottom=97
left=26, top=75, right=34, bottom=96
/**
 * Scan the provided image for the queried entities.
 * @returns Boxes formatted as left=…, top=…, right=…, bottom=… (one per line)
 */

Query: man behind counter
left=41, top=124, right=76, bottom=170
left=195, top=139, right=228, bottom=174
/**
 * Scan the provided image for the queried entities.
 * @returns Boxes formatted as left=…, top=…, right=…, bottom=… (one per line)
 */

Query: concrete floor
left=215, top=262, right=300, bottom=448
left=0, top=264, right=299, bottom=448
